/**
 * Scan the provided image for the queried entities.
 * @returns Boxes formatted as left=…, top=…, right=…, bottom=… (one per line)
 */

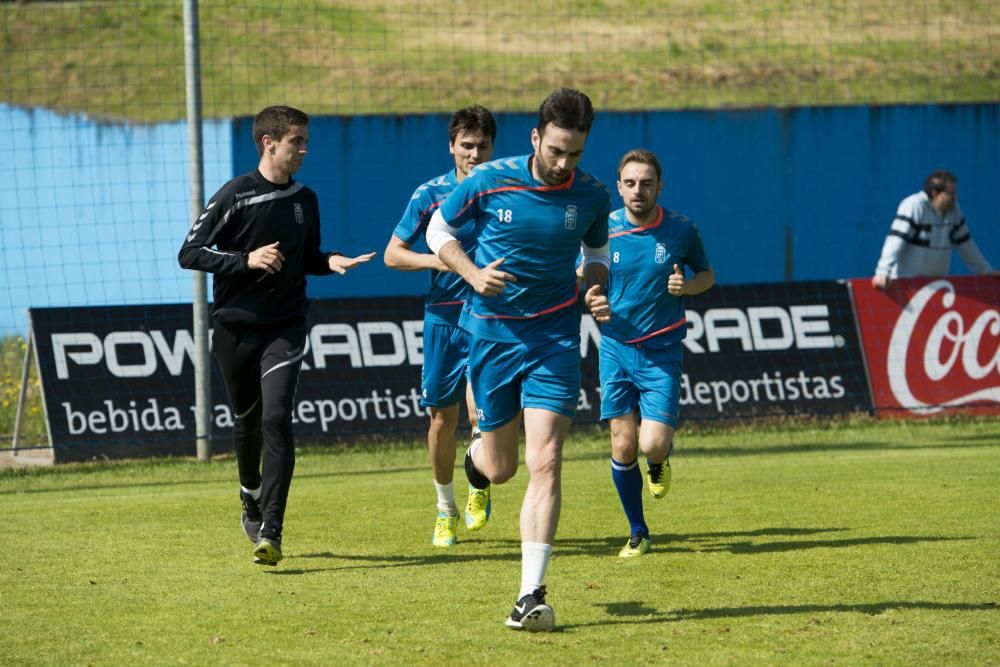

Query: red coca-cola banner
left=850, top=276, right=1000, bottom=417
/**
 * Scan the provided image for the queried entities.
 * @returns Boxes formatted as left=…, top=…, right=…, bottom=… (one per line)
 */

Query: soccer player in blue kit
left=426, top=88, right=612, bottom=632
left=384, top=106, right=497, bottom=548
left=590, top=149, right=714, bottom=558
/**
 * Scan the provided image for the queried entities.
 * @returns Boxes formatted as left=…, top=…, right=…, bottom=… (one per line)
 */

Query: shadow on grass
left=265, top=543, right=521, bottom=575
left=565, top=438, right=997, bottom=462
left=268, top=526, right=970, bottom=576
left=0, top=463, right=430, bottom=496
left=568, top=600, right=998, bottom=630
left=483, top=528, right=970, bottom=558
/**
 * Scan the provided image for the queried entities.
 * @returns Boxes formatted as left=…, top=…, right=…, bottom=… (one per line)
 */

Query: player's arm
left=581, top=200, right=611, bottom=321
left=178, top=186, right=255, bottom=275
left=302, top=198, right=337, bottom=276
left=298, top=197, right=375, bottom=276
left=385, top=189, right=451, bottom=272
left=426, top=208, right=514, bottom=296
left=668, top=224, right=715, bottom=296
left=384, top=234, right=450, bottom=272
left=668, top=264, right=715, bottom=296
left=581, top=241, right=611, bottom=323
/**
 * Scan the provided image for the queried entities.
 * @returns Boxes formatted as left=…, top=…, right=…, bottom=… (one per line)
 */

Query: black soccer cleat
left=252, top=536, right=283, bottom=566
left=240, top=489, right=263, bottom=543
left=253, top=521, right=283, bottom=566
left=505, top=586, right=554, bottom=632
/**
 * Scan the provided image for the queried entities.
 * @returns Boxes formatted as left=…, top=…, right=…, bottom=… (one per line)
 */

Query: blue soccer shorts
left=420, top=321, right=470, bottom=408
left=468, top=336, right=581, bottom=431
left=599, top=335, right=682, bottom=427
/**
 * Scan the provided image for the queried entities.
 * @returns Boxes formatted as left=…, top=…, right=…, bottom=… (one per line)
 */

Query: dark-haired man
left=427, top=89, right=611, bottom=631
left=872, top=169, right=994, bottom=289
left=179, top=105, right=375, bottom=567
left=384, top=105, right=497, bottom=548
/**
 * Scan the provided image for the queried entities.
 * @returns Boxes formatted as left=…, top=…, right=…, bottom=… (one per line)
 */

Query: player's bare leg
left=428, top=404, right=460, bottom=486
left=609, top=412, right=639, bottom=462
left=471, top=415, right=521, bottom=484
left=520, top=408, right=570, bottom=544
left=429, top=404, right=460, bottom=546
left=502, top=408, right=568, bottom=632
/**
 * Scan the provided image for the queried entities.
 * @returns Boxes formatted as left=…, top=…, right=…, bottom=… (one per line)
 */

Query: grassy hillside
left=1, top=0, right=998, bottom=122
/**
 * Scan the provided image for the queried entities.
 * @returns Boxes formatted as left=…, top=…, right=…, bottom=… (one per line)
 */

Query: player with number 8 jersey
left=591, top=149, right=714, bottom=559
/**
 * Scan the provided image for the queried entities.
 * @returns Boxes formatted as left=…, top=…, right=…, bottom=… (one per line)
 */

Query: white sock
left=241, top=485, right=261, bottom=500
left=435, top=481, right=457, bottom=515
left=519, top=542, right=553, bottom=598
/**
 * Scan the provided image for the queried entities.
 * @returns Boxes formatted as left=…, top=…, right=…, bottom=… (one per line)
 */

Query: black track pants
left=212, top=320, right=306, bottom=535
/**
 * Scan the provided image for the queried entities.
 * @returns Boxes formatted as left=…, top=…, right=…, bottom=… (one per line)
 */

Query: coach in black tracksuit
left=178, top=105, right=375, bottom=566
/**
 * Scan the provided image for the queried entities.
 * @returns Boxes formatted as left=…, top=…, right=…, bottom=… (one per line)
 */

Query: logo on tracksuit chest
left=655, top=242, right=667, bottom=263
left=293, top=203, right=304, bottom=224
left=564, top=205, right=578, bottom=230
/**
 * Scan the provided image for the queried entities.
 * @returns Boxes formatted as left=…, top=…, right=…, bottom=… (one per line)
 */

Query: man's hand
left=585, top=283, right=611, bottom=323
left=667, top=264, right=685, bottom=296
left=472, top=257, right=517, bottom=296
left=871, top=274, right=891, bottom=290
left=248, top=241, right=285, bottom=274
left=329, top=251, right=377, bottom=275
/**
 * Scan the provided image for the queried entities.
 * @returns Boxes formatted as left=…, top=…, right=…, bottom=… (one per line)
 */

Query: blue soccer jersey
left=392, top=169, right=474, bottom=326
left=602, top=206, right=710, bottom=348
left=438, top=154, right=611, bottom=343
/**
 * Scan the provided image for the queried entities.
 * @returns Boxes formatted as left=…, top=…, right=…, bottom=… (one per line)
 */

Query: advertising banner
left=31, top=279, right=873, bottom=462
left=577, top=280, right=872, bottom=423
left=30, top=298, right=431, bottom=462
left=849, top=276, right=1000, bottom=417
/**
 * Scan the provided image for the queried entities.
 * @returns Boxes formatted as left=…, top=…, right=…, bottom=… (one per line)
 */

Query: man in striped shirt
left=872, top=170, right=994, bottom=289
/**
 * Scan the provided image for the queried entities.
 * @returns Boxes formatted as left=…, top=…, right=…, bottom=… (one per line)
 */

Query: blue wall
left=2, top=103, right=996, bottom=335
left=0, top=104, right=233, bottom=335
left=232, top=104, right=999, bottom=302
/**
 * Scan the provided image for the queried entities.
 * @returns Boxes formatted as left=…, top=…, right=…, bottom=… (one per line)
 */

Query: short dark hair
left=449, top=105, right=497, bottom=144
left=536, top=88, right=595, bottom=135
left=617, top=149, right=662, bottom=182
left=923, top=169, right=957, bottom=197
left=253, top=106, right=310, bottom=157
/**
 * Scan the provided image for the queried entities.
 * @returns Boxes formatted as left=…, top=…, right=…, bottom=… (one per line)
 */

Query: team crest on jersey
left=654, top=242, right=667, bottom=264
left=293, top=203, right=304, bottom=224
left=564, top=204, right=578, bottom=230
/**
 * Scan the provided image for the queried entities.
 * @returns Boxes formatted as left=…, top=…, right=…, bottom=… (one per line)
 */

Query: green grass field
left=1, top=1, right=997, bottom=121
left=2, top=417, right=997, bottom=664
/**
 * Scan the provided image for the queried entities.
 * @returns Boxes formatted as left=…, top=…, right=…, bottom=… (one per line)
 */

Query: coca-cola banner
left=849, top=276, right=1000, bottom=417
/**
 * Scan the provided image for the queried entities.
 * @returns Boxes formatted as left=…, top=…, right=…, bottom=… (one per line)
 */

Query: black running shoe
left=253, top=521, right=283, bottom=566
left=505, top=586, right=554, bottom=632
left=240, top=490, right=263, bottom=543
left=252, top=536, right=283, bottom=566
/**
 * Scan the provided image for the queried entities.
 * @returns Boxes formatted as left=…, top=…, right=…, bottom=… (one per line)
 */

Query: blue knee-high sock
left=611, top=457, right=647, bottom=538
